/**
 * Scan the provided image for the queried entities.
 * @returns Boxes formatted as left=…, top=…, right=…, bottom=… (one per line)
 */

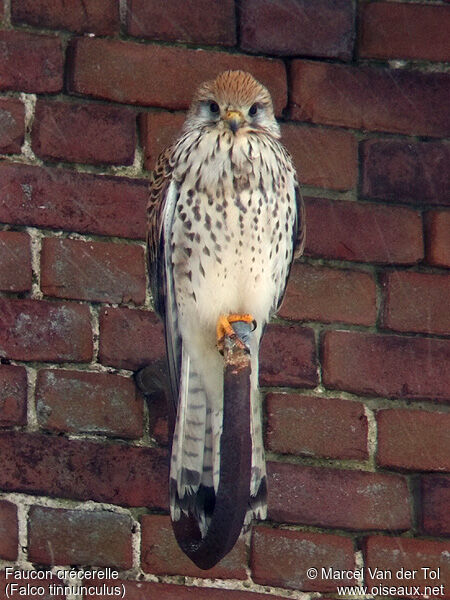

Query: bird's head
left=185, top=70, right=280, bottom=138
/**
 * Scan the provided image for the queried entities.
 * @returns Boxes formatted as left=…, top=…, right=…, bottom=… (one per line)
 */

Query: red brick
left=41, top=237, right=146, bottom=304
left=36, top=369, right=143, bottom=438
left=0, top=431, right=167, bottom=508
left=0, top=231, right=32, bottom=292
left=11, top=0, right=120, bottom=35
left=362, top=139, right=450, bottom=206
left=28, top=506, right=133, bottom=568
left=0, top=31, right=63, bottom=93
left=322, top=330, right=450, bottom=401
left=240, top=0, right=354, bottom=60
left=425, top=210, right=450, bottom=268
left=68, top=37, right=287, bottom=115
left=32, top=100, right=136, bottom=166
left=265, top=393, right=368, bottom=460
left=0, top=364, right=27, bottom=427
left=0, top=162, right=148, bottom=239
left=0, top=97, right=25, bottom=153
left=259, top=324, right=318, bottom=388
left=99, top=307, right=165, bottom=371
left=377, top=409, right=450, bottom=472
left=291, top=60, right=450, bottom=137
left=141, top=514, right=247, bottom=578
left=382, top=271, right=450, bottom=336
left=421, top=474, right=450, bottom=537
left=0, top=571, right=65, bottom=600
left=364, top=536, right=449, bottom=597
left=281, top=123, right=357, bottom=191
left=140, top=111, right=185, bottom=171
left=251, top=527, right=354, bottom=593
left=127, top=0, right=236, bottom=46
left=279, top=263, right=376, bottom=326
left=359, top=2, right=450, bottom=62
left=304, top=197, right=423, bottom=265
left=0, top=500, right=18, bottom=560
left=147, top=389, right=170, bottom=446
left=267, top=461, right=411, bottom=530
left=0, top=298, right=93, bottom=363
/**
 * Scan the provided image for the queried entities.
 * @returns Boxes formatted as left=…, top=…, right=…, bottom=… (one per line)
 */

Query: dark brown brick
left=0, top=97, right=25, bottom=154
left=279, top=263, right=376, bottom=326
left=68, top=37, right=287, bottom=114
left=0, top=30, right=63, bottom=93
left=0, top=365, right=27, bottom=427
left=267, top=461, right=411, bottom=531
left=140, top=111, right=185, bottom=171
left=40, top=237, right=146, bottom=304
left=304, top=197, right=423, bottom=264
left=291, top=60, right=450, bottom=137
left=126, top=0, right=236, bottom=46
left=0, top=298, right=93, bottom=362
left=0, top=500, right=18, bottom=560
left=260, top=324, right=318, bottom=388
left=322, top=330, right=450, bottom=401
left=425, top=210, right=450, bottom=268
left=0, top=431, right=168, bottom=508
left=0, top=162, right=148, bottom=239
left=36, top=369, right=143, bottom=438
left=421, top=474, right=450, bottom=537
left=265, top=393, right=368, bottom=460
left=359, top=2, right=450, bottom=62
left=377, top=409, right=450, bottom=472
left=32, top=100, right=136, bottom=166
left=141, top=514, right=247, bottom=578
left=240, top=0, right=355, bottom=60
left=361, top=139, right=450, bottom=206
left=0, top=231, right=32, bottom=292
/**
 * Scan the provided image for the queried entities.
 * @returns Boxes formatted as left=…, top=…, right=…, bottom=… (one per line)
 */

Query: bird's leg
left=216, top=314, right=256, bottom=355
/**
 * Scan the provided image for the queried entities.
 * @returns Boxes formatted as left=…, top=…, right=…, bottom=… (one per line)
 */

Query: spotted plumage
left=147, top=70, right=305, bottom=535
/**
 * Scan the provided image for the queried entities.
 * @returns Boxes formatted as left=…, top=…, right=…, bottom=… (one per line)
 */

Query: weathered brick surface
left=0, top=364, right=27, bottom=427
left=0, top=231, right=32, bottom=292
left=99, top=307, right=165, bottom=371
left=421, top=475, right=450, bottom=537
left=0, top=298, right=93, bottom=362
left=359, top=2, right=450, bottom=62
left=0, top=431, right=167, bottom=508
left=240, top=0, right=355, bottom=60
left=40, top=237, right=146, bottom=304
left=141, top=514, right=247, bottom=578
left=377, top=409, right=450, bottom=472
left=279, top=263, right=376, bottom=326
left=28, top=506, right=133, bottom=568
left=259, top=324, right=318, bottom=388
left=291, top=60, right=450, bottom=137
left=0, top=31, right=63, bottom=93
left=0, top=162, right=148, bottom=239
left=265, top=393, right=368, bottom=460
left=364, top=536, right=450, bottom=595
left=281, top=123, right=357, bottom=191
left=251, top=526, right=355, bottom=592
left=304, top=197, right=423, bottom=265
left=11, top=0, right=120, bottom=35
left=425, top=210, right=450, bottom=268
left=382, top=271, right=450, bottom=336
left=35, top=369, right=143, bottom=438
left=361, top=139, right=450, bottom=206
left=0, top=500, right=18, bottom=560
left=267, top=462, right=411, bottom=531
left=126, top=0, right=236, bottom=46
left=68, top=37, right=287, bottom=114
left=0, top=97, right=25, bottom=154
left=322, top=330, right=450, bottom=401
left=140, top=111, right=185, bottom=171
left=32, top=100, right=136, bottom=166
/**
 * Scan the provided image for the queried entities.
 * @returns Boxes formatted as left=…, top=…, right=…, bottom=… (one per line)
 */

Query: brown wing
left=293, top=184, right=306, bottom=259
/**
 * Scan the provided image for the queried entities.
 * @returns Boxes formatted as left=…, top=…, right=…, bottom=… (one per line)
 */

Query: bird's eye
left=249, top=103, right=259, bottom=117
left=209, top=101, right=220, bottom=114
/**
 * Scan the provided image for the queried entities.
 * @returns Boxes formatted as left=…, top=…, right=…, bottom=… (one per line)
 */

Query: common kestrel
left=147, top=70, right=305, bottom=537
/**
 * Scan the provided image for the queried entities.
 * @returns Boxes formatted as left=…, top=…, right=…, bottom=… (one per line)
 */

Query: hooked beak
left=224, top=109, right=244, bottom=134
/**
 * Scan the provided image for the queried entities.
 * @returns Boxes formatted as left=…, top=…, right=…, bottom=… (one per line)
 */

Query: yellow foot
left=216, top=314, right=256, bottom=354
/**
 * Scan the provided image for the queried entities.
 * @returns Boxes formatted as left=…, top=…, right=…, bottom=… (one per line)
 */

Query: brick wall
left=0, top=1, right=449, bottom=598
